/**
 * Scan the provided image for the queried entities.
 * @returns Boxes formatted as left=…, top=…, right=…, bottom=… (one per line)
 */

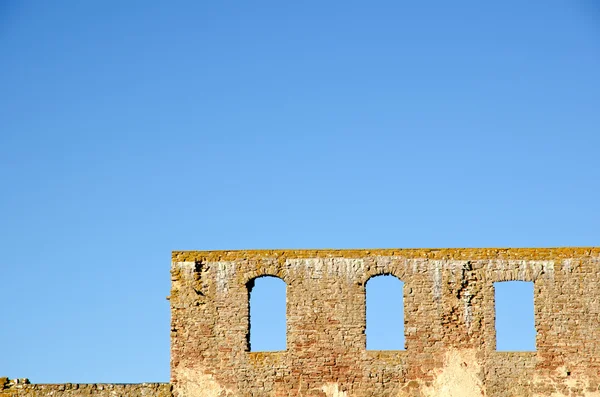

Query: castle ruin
left=3, top=248, right=600, bottom=396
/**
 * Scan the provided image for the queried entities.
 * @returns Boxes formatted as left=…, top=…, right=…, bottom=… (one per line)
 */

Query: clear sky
left=1, top=0, right=599, bottom=384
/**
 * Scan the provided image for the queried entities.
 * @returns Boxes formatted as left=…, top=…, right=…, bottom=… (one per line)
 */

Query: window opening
left=365, top=274, right=405, bottom=350
left=247, top=276, right=286, bottom=352
left=494, top=281, right=536, bottom=351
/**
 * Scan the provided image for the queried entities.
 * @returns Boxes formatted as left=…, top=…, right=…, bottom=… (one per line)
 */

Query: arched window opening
left=247, top=276, right=286, bottom=352
left=494, top=281, right=536, bottom=351
left=365, top=274, right=405, bottom=350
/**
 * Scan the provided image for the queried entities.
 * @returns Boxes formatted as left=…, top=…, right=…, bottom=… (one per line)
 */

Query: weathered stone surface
left=170, top=248, right=600, bottom=396
left=0, top=382, right=171, bottom=397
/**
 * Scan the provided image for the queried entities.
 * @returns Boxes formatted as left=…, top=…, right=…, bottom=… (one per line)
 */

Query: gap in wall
left=366, top=274, right=405, bottom=350
left=494, top=280, right=536, bottom=351
left=247, top=276, right=287, bottom=352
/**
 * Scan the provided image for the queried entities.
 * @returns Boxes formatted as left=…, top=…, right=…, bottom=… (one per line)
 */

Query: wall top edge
left=0, top=381, right=170, bottom=389
left=172, top=247, right=600, bottom=262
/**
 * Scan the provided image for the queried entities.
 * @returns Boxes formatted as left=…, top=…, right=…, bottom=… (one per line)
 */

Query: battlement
left=170, top=248, right=600, bottom=396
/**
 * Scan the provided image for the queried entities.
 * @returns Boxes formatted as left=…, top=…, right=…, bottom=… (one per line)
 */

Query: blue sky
left=1, top=1, right=599, bottom=383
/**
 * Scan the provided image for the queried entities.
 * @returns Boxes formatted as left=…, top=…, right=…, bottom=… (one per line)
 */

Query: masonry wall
left=0, top=379, right=171, bottom=397
left=170, top=248, right=600, bottom=397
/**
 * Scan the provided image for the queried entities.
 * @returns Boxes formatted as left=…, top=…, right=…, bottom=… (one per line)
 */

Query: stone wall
left=170, top=248, right=600, bottom=397
left=0, top=378, right=171, bottom=397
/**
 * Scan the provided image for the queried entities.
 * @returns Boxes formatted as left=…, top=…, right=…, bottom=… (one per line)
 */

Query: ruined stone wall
left=0, top=378, right=171, bottom=397
left=170, top=248, right=600, bottom=397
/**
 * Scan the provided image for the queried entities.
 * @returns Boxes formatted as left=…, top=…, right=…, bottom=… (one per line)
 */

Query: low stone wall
left=0, top=378, right=171, bottom=397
